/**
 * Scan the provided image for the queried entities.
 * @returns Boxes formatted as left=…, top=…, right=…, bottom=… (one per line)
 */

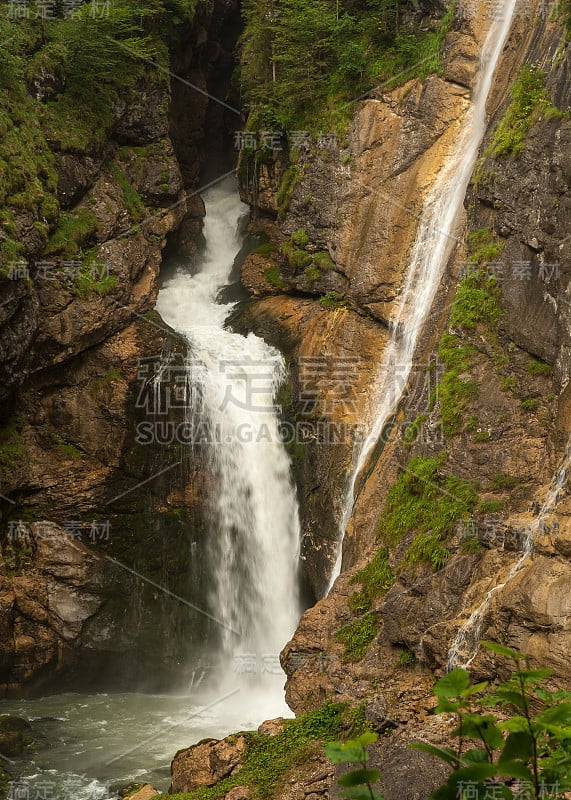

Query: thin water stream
left=327, top=0, right=518, bottom=590
left=447, top=442, right=571, bottom=669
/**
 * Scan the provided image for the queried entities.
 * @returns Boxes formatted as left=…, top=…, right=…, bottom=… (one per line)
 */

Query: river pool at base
left=1, top=682, right=291, bottom=797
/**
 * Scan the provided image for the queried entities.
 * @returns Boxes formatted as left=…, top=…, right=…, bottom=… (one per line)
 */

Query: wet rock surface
left=171, top=736, right=248, bottom=793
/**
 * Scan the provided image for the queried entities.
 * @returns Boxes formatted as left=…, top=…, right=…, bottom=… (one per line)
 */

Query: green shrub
left=291, top=228, right=310, bottom=247
left=264, top=265, right=287, bottom=290
left=305, top=266, right=321, bottom=285
left=313, top=251, right=335, bottom=270
left=478, top=499, right=503, bottom=513
left=501, top=376, right=517, bottom=393
left=403, top=414, right=428, bottom=445
left=396, top=648, right=417, bottom=667
left=521, top=397, right=539, bottom=412
left=326, top=643, right=571, bottom=800
left=288, top=249, right=313, bottom=270
left=320, top=291, right=347, bottom=309
left=325, top=732, right=382, bottom=800
left=464, top=415, right=479, bottom=432
left=378, top=455, right=478, bottom=570
left=437, top=370, right=479, bottom=435
left=348, top=547, right=394, bottom=614
left=404, top=532, right=450, bottom=570
left=438, top=332, right=477, bottom=372
left=459, top=534, right=484, bottom=554
left=449, top=270, right=502, bottom=330
left=412, top=642, right=571, bottom=799
left=253, top=242, right=276, bottom=257
left=75, top=251, right=118, bottom=297
left=491, top=473, right=520, bottom=490
left=434, top=270, right=502, bottom=434
left=466, top=228, right=505, bottom=266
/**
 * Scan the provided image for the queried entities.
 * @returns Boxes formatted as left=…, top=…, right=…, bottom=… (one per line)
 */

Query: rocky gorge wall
left=0, top=0, right=241, bottom=693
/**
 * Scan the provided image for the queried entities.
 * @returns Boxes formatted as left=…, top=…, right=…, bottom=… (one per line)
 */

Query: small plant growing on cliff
left=489, top=65, right=567, bottom=158
left=320, top=291, right=347, bottom=309
left=412, top=642, right=571, bottom=799
left=291, top=228, right=310, bottom=247
left=264, top=264, right=287, bottom=290
left=396, top=648, right=416, bottom=668
left=313, top=251, right=335, bottom=270
left=277, top=164, right=302, bottom=218
left=527, top=359, right=552, bottom=376
left=336, top=612, right=380, bottom=663
left=325, top=731, right=383, bottom=800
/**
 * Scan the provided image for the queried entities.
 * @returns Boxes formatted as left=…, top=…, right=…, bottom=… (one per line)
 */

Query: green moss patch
left=0, top=418, right=24, bottom=486
left=449, top=269, right=502, bottom=331
left=264, top=264, right=287, bottom=290
left=348, top=547, right=394, bottom=615
left=277, top=165, right=302, bottom=218
left=335, top=612, right=380, bottom=662
left=110, top=163, right=146, bottom=224
left=434, top=270, right=502, bottom=434
left=45, top=209, right=99, bottom=258
left=488, top=64, right=567, bottom=158
left=378, top=453, right=478, bottom=569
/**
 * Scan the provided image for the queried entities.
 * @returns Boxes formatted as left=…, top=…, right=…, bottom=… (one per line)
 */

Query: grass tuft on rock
left=335, top=612, right=380, bottom=663
left=377, top=454, right=478, bottom=569
left=165, top=702, right=363, bottom=800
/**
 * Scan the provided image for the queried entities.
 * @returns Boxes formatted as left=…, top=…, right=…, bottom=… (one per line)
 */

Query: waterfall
left=447, top=442, right=571, bottom=670
left=327, top=0, right=518, bottom=591
left=155, top=177, right=301, bottom=712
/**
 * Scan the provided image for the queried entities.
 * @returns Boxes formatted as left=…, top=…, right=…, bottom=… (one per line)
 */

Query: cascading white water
left=0, top=178, right=301, bottom=800
left=447, top=442, right=571, bottom=669
left=155, top=176, right=301, bottom=710
left=327, top=0, right=518, bottom=590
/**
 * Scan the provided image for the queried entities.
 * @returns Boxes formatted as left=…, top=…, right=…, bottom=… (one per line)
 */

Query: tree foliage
left=239, top=0, right=454, bottom=132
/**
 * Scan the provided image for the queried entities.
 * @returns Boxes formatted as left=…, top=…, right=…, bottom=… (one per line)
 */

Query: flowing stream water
left=0, top=177, right=301, bottom=797
left=327, top=0, right=518, bottom=590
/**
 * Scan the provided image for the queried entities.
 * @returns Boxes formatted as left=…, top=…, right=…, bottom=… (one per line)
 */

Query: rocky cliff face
left=233, top=63, right=477, bottom=595
left=272, top=14, right=571, bottom=697
left=183, top=4, right=571, bottom=799
left=0, top=0, right=240, bottom=693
